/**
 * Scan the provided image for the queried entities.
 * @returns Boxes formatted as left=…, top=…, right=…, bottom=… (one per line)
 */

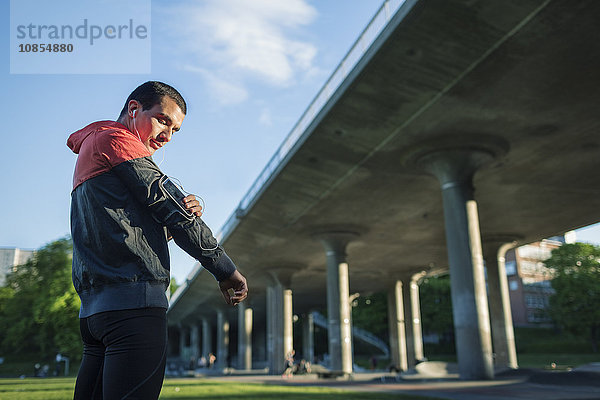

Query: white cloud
left=161, top=0, right=318, bottom=104
left=259, top=108, right=273, bottom=126
left=181, top=65, right=249, bottom=106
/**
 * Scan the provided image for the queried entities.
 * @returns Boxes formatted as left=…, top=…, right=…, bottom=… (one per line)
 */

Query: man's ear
left=128, top=100, right=141, bottom=118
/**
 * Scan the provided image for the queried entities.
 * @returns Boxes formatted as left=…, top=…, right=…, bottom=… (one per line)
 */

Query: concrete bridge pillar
left=266, top=285, right=280, bottom=374
left=388, top=271, right=426, bottom=372
left=409, top=272, right=426, bottom=364
left=302, top=312, right=315, bottom=364
left=216, top=310, right=229, bottom=370
left=178, top=325, right=188, bottom=360
left=190, top=324, right=200, bottom=366
left=483, top=236, right=519, bottom=370
left=237, top=303, right=253, bottom=370
left=388, top=280, right=408, bottom=372
left=266, top=268, right=295, bottom=374
left=404, top=135, right=508, bottom=380
left=315, top=231, right=359, bottom=375
left=202, top=318, right=212, bottom=361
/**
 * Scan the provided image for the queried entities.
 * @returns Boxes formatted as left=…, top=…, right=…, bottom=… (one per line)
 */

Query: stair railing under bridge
left=311, top=311, right=390, bottom=358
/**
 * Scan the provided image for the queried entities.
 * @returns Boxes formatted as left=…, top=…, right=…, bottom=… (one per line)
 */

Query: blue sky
left=2, top=0, right=599, bottom=283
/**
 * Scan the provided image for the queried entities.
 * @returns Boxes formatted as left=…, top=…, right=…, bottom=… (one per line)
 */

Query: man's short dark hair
left=118, top=81, right=187, bottom=119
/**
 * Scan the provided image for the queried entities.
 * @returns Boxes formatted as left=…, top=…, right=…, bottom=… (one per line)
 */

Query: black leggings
left=74, top=307, right=167, bottom=400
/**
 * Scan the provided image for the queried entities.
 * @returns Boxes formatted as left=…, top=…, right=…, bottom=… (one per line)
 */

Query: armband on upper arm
left=158, top=175, right=195, bottom=222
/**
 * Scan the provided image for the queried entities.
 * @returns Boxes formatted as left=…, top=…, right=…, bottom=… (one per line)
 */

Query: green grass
left=421, top=327, right=599, bottom=370
left=425, top=353, right=599, bottom=370
left=514, top=327, right=592, bottom=354
left=516, top=353, right=600, bottom=370
left=0, top=378, right=75, bottom=400
left=0, top=378, right=442, bottom=400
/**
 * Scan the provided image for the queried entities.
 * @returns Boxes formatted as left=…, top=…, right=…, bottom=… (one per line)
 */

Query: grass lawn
left=424, top=353, right=599, bottom=370
left=0, top=377, right=442, bottom=400
left=516, top=353, right=600, bottom=370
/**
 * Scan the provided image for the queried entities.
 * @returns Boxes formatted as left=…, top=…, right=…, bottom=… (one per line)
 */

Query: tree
left=0, top=238, right=81, bottom=360
left=545, top=242, right=600, bottom=352
left=351, top=292, right=388, bottom=340
left=170, top=277, right=180, bottom=297
left=419, top=275, right=455, bottom=349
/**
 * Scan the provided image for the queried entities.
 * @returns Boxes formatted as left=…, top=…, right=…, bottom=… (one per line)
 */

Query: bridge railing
left=216, top=0, right=407, bottom=242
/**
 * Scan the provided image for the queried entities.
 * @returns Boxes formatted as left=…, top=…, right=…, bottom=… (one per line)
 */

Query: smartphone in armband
left=159, top=176, right=195, bottom=220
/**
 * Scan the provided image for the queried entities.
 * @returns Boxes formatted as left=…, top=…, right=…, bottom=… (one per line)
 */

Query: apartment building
left=0, top=247, right=35, bottom=286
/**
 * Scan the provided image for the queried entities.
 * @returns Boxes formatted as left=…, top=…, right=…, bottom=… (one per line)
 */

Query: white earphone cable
left=133, top=111, right=214, bottom=250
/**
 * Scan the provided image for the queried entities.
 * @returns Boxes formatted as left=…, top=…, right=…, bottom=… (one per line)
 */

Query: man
left=68, top=81, right=248, bottom=399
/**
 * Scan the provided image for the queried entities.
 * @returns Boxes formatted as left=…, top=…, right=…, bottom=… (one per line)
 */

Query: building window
left=505, top=260, right=516, bottom=275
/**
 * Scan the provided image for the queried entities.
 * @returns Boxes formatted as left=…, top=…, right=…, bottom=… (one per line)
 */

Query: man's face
left=131, top=96, right=185, bottom=155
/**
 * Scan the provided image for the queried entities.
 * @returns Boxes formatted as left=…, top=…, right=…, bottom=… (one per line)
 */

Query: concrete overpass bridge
left=167, top=0, right=600, bottom=380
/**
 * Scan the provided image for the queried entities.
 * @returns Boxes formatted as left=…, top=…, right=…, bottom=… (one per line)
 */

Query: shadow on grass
left=0, top=377, right=441, bottom=400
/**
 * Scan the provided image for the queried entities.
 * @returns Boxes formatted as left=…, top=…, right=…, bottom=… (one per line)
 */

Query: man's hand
left=183, top=195, right=203, bottom=217
left=218, top=269, right=248, bottom=306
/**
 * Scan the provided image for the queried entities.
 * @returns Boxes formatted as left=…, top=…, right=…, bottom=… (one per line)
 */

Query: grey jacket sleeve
left=112, top=156, right=237, bottom=281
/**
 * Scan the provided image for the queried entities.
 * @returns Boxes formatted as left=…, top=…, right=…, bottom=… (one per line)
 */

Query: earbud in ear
left=132, top=109, right=137, bottom=118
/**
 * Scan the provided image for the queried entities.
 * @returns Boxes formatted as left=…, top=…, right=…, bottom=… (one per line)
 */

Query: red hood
left=68, top=120, right=150, bottom=189
left=67, top=121, right=130, bottom=154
